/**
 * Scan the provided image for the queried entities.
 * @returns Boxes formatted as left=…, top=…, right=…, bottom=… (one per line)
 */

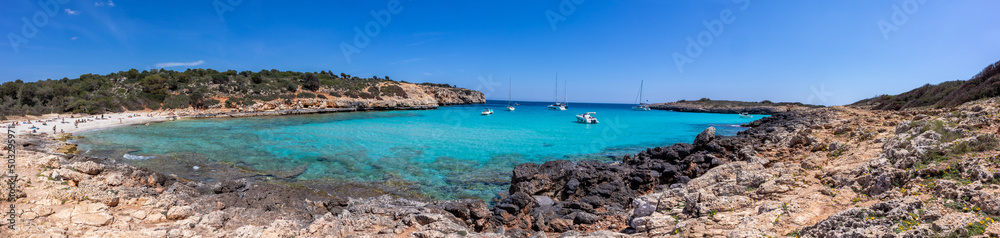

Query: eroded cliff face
left=420, top=84, right=486, bottom=106
left=199, top=82, right=484, bottom=115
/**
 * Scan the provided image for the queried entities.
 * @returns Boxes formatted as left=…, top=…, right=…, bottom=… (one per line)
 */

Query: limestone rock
left=71, top=161, right=105, bottom=175
left=73, top=213, right=113, bottom=226
left=166, top=206, right=193, bottom=220
left=42, top=155, right=61, bottom=168
left=199, top=211, right=227, bottom=230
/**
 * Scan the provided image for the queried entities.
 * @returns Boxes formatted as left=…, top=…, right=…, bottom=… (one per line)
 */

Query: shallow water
left=76, top=101, right=767, bottom=200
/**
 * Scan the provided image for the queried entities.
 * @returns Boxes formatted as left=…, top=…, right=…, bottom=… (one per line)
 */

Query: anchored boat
left=632, top=80, right=650, bottom=111
left=576, top=112, right=599, bottom=124
left=507, top=78, right=515, bottom=111
left=548, top=74, right=567, bottom=110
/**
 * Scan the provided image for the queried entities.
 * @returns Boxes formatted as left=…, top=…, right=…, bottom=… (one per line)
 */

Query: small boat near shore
left=482, top=109, right=494, bottom=115
left=739, top=112, right=753, bottom=118
left=576, top=112, right=599, bottom=124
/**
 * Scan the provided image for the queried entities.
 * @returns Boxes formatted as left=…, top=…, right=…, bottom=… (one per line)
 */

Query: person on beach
left=53, top=125, right=56, bottom=134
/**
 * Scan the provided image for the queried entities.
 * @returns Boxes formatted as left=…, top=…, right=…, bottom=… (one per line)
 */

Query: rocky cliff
left=190, top=83, right=484, bottom=118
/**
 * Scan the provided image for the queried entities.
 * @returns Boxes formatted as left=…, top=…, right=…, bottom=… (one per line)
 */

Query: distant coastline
left=649, top=99, right=824, bottom=114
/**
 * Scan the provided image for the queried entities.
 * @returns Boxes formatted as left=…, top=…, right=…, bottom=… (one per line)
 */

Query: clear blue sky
left=2, top=0, right=999, bottom=105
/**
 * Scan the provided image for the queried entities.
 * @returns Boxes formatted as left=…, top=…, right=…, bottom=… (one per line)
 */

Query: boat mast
left=639, top=80, right=644, bottom=105
left=554, top=73, right=559, bottom=104
left=508, top=77, right=512, bottom=106
left=564, top=79, right=568, bottom=106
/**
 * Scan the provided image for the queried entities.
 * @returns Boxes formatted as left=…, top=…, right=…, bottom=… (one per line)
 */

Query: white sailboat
left=547, top=73, right=567, bottom=110
left=632, top=80, right=650, bottom=111
left=506, top=78, right=515, bottom=111
left=481, top=108, right=494, bottom=115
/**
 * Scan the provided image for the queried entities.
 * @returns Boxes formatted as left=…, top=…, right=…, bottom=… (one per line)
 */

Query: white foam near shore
left=123, top=153, right=156, bottom=160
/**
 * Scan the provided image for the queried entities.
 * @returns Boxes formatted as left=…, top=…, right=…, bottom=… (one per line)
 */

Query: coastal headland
left=3, top=61, right=1000, bottom=237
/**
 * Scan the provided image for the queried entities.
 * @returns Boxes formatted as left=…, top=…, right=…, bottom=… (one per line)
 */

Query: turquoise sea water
left=76, top=101, right=766, bottom=200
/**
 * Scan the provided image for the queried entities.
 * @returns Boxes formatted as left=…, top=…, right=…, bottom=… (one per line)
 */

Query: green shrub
left=379, top=85, right=407, bottom=98
left=211, top=74, right=229, bottom=84
left=162, top=94, right=190, bottom=109
left=303, top=73, right=321, bottom=91
left=297, top=92, right=316, bottom=98
left=202, top=99, right=220, bottom=107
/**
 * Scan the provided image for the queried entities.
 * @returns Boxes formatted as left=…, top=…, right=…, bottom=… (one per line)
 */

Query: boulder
left=694, top=127, right=716, bottom=147
left=42, top=155, right=61, bottom=168
left=199, top=211, right=227, bottom=230
left=71, top=161, right=105, bottom=175
left=166, top=206, right=193, bottom=220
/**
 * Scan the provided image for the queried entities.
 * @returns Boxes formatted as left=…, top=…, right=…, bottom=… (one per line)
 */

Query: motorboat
left=576, top=112, right=599, bottom=124
left=739, top=112, right=753, bottom=118
left=481, top=109, right=494, bottom=115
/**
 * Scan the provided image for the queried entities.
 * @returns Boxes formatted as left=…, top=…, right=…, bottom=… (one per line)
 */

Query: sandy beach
left=2, top=111, right=192, bottom=137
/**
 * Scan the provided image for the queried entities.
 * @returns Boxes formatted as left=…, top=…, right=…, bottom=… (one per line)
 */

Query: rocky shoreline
left=5, top=97, right=1000, bottom=237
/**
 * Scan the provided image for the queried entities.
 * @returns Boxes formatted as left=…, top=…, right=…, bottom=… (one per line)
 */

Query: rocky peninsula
left=649, top=99, right=823, bottom=115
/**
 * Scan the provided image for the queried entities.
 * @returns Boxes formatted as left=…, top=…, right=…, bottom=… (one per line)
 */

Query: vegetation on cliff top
left=0, top=69, right=474, bottom=118
left=853, top=59, right=1000, bottom=110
